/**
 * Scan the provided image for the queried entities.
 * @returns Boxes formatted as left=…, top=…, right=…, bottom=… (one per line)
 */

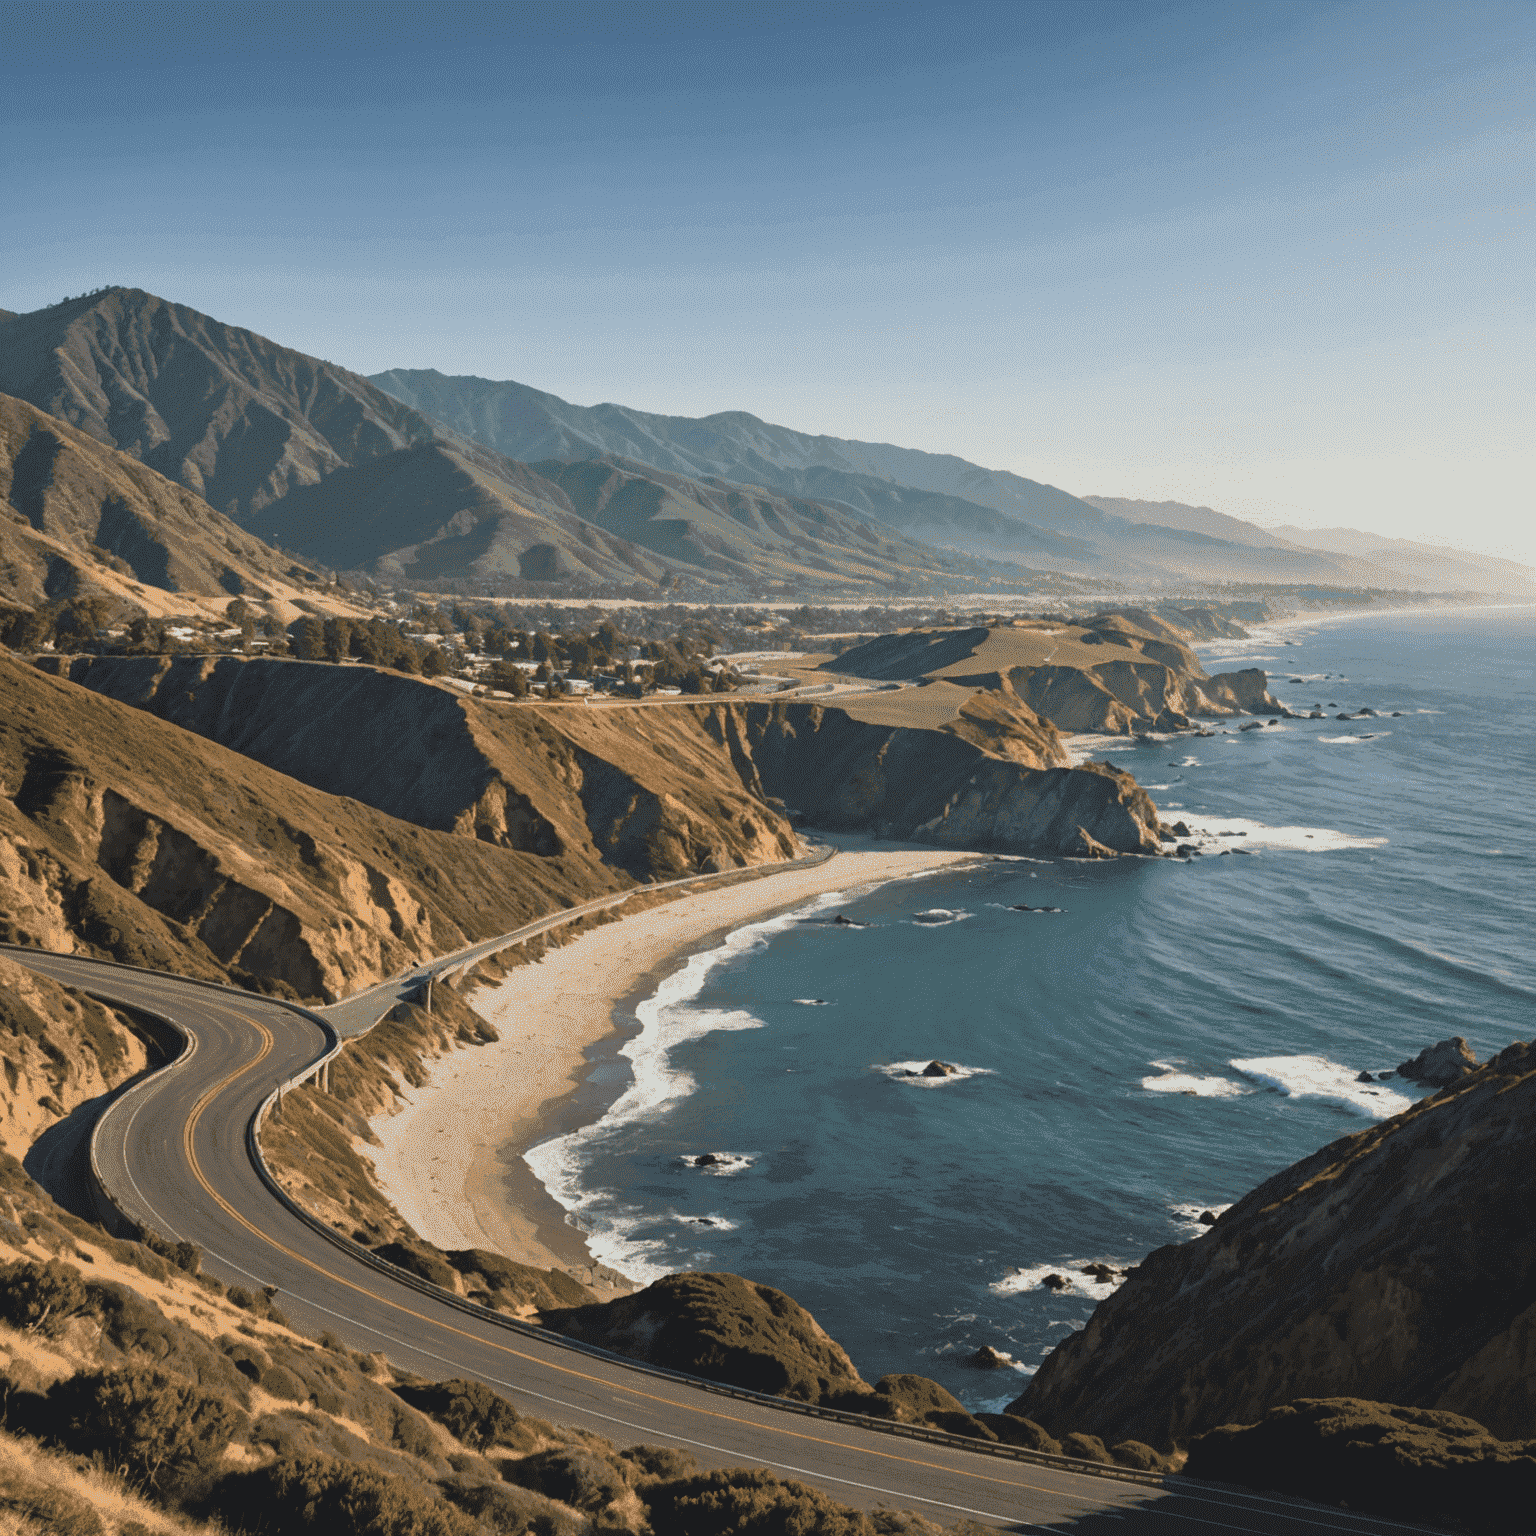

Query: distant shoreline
left=363, top=842, right=982, bottom=1289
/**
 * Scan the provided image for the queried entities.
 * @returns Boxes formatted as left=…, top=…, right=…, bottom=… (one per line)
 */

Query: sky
left=2, top=0, right=1531, bottom=562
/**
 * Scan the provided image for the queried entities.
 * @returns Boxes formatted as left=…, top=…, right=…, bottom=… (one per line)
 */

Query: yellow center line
left=182, top=1015, right=1122, bottom=1505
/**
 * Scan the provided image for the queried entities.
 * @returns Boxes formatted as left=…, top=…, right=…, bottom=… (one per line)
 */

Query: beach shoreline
left=363, top=842, right=984, bottom=1288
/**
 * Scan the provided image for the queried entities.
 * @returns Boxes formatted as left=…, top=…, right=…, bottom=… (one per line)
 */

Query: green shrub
left=642, top=1468, right=877, bottom=1535
left=395, top=1377, right=521, bottom=1451
left=260, top=1364, right=306, bottom=1401
left=217, top=1453, right=478, bottom=1536
left=48, top=1366, right=247, bottom=1494
left=620, top=1443, right=699, bottom=1484
left=501, top=1446, right=626, bottom=1513
left=444, top=1477, right=585, bottom=1536
left=0, top=1258, right=89, bottom=1335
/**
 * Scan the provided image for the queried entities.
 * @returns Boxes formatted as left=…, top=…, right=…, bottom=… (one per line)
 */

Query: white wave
left=793, top=998, right=833, bottom=1006
left=1319, top=733, right=1391, bottom=744
left=1064, top=733, right=1134, bottom=765
left=990, top=1260, right=1129, bottom=1299
left=525, top=890, right=847, bottom=1279
left=1170, top=1201, right=1234, bottom=1237
left=1229, top=1054, right=1414, bottom=1118
left=681, top=1151, right=754, bottom=1175
left=910, top=908, right=971, bottom=925
left=1142, top=1062, right=1250, bottom=1098
left=1173, top=813, right=1386, bottom=852
left=878, top=1059, right=995, bottom=1087
left=1175, top=756, right=1201, bottom=767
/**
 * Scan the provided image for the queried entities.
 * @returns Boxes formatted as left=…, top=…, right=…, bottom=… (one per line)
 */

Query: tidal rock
left=1396, top=1036, right=1479, bottom=1086
left=1357, top=707, right=1378, bottom=717
left=1336, top=712, right=1353, bottom=720
left=1392, top=711, right=1403, bottom=717
left=1197, top=1210, right=1218, bottom=1226
left=1064, top=825, right=1119, bottom=859
left=832, top=914, right=868, bottom=927
left=966, top=1345, right=1014, bottom=1370
left=1309, top=710, right=1326, bottom=718
left=921, top=1060, right=960, bottom=1078
left=691, top=1153, right=724, bottom=1167
left=1082, top=1262, right=1118, bottom=1281
left=1357, top=1071, right=1376, bottom=1083
left=1239, top=721, right=1265, bottom=731
left=1377, top=1071, right=1395, bottom=1080
left=1170, top=821, right=1191, bottom=837
left=1041, top=1273, right=1071, bottom=1291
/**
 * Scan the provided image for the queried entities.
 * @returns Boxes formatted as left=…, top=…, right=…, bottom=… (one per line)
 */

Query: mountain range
left=0, top=287, right=1528, bottom=602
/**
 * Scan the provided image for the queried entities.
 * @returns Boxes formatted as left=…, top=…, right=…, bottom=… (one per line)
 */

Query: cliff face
left=43, top=656, right=800, bottom=877
left=0, top=658, right=626, bottom=1001
left=51, top=657, right=1165, bottom=860
left=829, top=618, right=1284, bottom=737
left=1012, top=1041, right=1536, bottom=1447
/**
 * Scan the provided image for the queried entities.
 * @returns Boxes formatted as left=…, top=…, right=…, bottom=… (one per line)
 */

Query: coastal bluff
left=45, top=654, right=1169, bottom=858
left=825, top=611, right=1285, bottom=735
left=1011, top=1039, right=1536, bottom=1449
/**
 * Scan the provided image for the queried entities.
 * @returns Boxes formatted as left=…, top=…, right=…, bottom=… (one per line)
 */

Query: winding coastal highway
left=4, top=910, right=1444, bottom=1532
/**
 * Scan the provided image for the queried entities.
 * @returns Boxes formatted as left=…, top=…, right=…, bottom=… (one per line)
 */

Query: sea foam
left=1174, top=814, right=1386, bottom=852
left=1229, top=1055, right=1414, bottom=1118
left=524, top=890, right=846, bottom=1280
left=1142, top=1062, right=1250, bottom=1098
left=990, top=1261, right=1129, bottom=1299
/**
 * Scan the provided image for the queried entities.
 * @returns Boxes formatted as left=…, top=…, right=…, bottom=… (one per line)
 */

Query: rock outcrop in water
left=1397, top=1036, right=1480, bottom=1086
left=1010, top=1040, right=1536, bottom=1447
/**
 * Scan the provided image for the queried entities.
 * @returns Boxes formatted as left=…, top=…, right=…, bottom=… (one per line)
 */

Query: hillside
left=1266, top=523, right=1536, bottom=593
left=0, top=291, right=1055, bottom=597
left=1011, top=1040, right=1536, bottom=1449
left=0, top=391, right=331, bottom=617
left=41, top=653, right=1168, bottom=856
left=824, top=613, right=1282, bottom=735
left=371, top=368, right=1473, bottom=587
left=0, top=290, right=439, bottom=522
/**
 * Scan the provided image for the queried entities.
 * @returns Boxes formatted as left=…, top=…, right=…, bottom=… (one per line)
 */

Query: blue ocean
left=527, top=606, right=1536, bottom=1411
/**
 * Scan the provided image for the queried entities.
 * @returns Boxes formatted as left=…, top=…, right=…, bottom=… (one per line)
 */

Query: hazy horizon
left=3, top=0, right=1530, bottom=563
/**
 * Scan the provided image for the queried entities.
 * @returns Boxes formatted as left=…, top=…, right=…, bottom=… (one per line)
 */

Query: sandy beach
left=364, top=843, right=981, bottom=1287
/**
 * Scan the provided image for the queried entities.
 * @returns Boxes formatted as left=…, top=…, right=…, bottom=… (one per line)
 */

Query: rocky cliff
left=828, top=616, right=1284, bottom=736
left=49, top=655, right=1167, bottom=859
left=0, top=658, right=627, bottom=1001
left=1012, top=1040, right=1536, bottom=1447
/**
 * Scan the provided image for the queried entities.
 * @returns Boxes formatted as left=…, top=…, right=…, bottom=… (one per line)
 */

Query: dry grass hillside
left=825, top=613, right=1282, bottom=735
left=48, top=654, right=1169, bottom=858
left=0, top=657, right=642, bottom=1001
left=0, top=291, right=439, bottom=522
left=0, top=393, right=323, bottom=614
left=0, top=290, right=1045, bottom=595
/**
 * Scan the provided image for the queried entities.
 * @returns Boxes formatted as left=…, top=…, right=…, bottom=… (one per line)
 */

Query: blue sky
left=2, top=0, right=1531, bottom=560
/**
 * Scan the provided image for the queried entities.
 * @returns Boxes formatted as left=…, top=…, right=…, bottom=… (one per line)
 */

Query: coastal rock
left=1197, top=1211, right=1217, bottom=1226
left=921, top=1060, right=960, bottom=1078
left=1239, top=721, right=1265, bottom=732
left=540, top=1272, right=866, bottom=1403
left=1065, top=826, right=1119, bottom=859
left=965, top=1345, right=1013, bottom=1370
left=1185, top=1398, right=1536, bottom=1531
left=1041, top=1273, right=1070, bottom=1291
left=1009, top=1041, right=1536, bottom=1448
left=1397, top=1036, right=1479, bottom=1087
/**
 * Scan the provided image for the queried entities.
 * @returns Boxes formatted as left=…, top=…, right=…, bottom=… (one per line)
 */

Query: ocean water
left=525, top=606, right=1536, bottom=1410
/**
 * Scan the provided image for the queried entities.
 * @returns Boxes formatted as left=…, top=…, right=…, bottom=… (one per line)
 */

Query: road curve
left=3, top=942, right=1441, bottom=1534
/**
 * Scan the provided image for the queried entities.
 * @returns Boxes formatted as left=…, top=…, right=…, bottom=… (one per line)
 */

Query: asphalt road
left=4, top=944, right=1442, bottom=1535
